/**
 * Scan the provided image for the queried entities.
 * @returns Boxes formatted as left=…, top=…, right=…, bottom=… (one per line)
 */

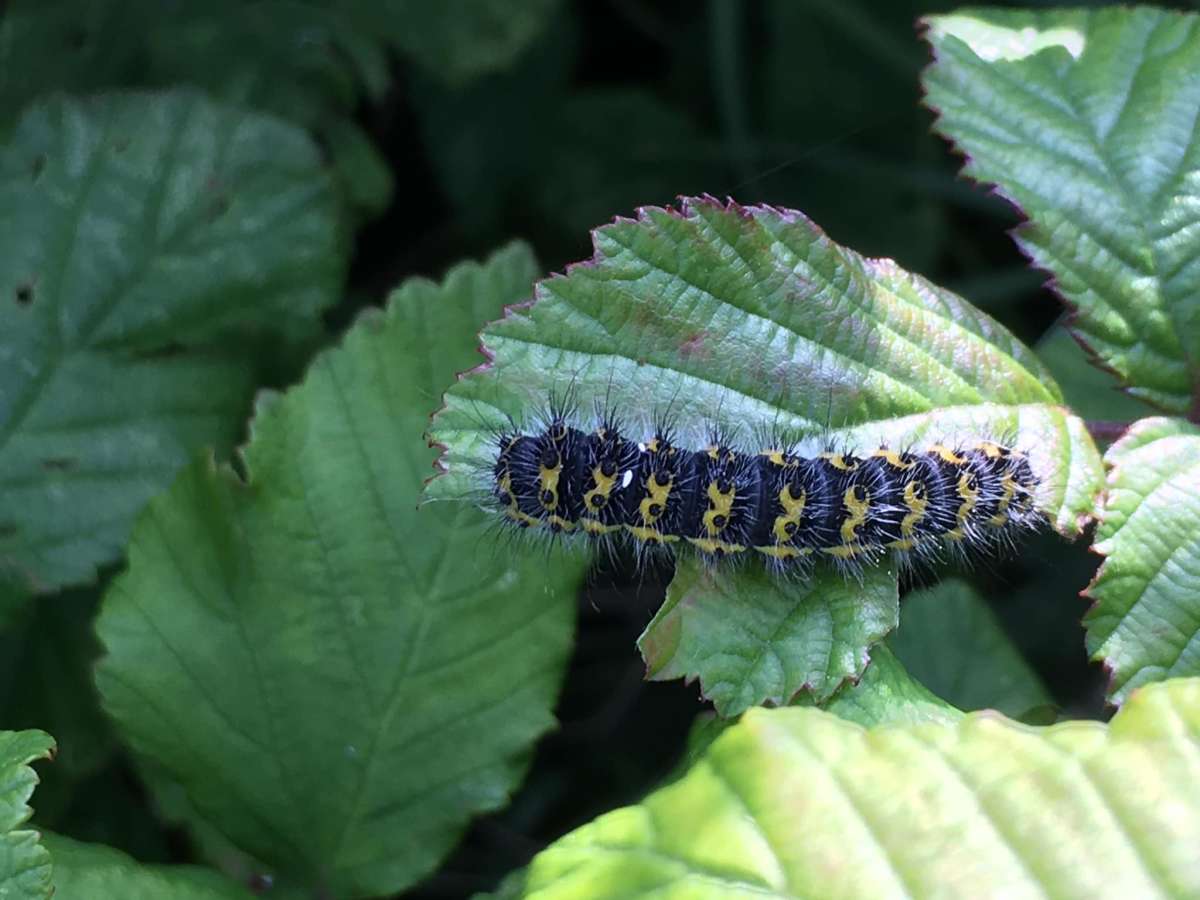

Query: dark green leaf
left=96, top=244, right=584, bottom=897
left=0, top=91, right=345, bottom=592
left=43, top=833, right=252, bottom=900
left=890, top=578, right=1052, bottom=718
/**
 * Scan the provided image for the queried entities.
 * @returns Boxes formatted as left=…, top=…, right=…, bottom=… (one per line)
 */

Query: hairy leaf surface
left=0, top=91, right=345, bottom=591
left=1084, top=417, right=1200, bottom=704
left=925, top=8, right=1200, bottom=413
left=519, top=678, right=1200, bottom=899
left=96, top=245, right=582, bottom=897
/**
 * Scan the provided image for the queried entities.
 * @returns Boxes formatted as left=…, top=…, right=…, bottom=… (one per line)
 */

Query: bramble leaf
left=925, top=8, right=1200, bottom=413
left=890, top=578, right=1052, bottom=718
left=0, top=730, right=54, bottom=900
left=429, top=197, right=1104, bottom=714
left=95, top=244, right=583, bottom=897
left=639, top=560, right=897, bottom=716
left=0, top=91, right=345, bottom=592
left=1084, top=417, right=1200, bottom=705
left=44, top=833, right=252, bottom=900
left=519, top=678, right=1200, bottom=899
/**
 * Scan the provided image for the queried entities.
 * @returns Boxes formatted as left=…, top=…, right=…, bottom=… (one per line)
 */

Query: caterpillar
left=486, top=400, right=1043, bottom=576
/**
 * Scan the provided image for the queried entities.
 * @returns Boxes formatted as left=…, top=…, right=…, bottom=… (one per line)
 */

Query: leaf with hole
left=0, top=90, right=345, bottom=592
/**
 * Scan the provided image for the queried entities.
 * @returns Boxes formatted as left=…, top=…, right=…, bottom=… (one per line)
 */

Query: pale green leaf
left=0, top=90, right=345, bottom=592
left=0, top=730, right=54, bottom=900
left=429, top=197, right=1105, bottom=711
left=924, top=7, right=1200, bottom=413
left=890, top=578, right=1052, bottom=717
left=1084, top=416, right=1200, bottom=704
left=44, top=833, right=252, bottom=900
left=519, top=678, right=1200, bottom=899
left=95, top=244, right=583, bottom=898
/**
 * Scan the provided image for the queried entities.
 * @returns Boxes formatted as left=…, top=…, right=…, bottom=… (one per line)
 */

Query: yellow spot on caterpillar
left=581, top=519, right=619, bottom=535
left=820, top=452, right=859, bottom=471
left=824, top=543, right=869, bottom=559
left=764, top=449, right=790, bottom=466
left=645, top=437, right=661, bottom=453
left=771, top=484, right=806, bottom=543
left=930, top=444, right=967, bottom=465
left=625, top=525, right=679, bottom=544
left=638, top=473, right=672, bottom=525
left=547, top=515, right=576, bottom=532
left=872, top=448, right=914, bottom=469
left=702, top=480, right=735, bottom=536
left=899, top=479, right=928, bottom=539
left=583, top=464, right=618, bottom=512
left=946, top=470, right=980, bottom=541
left=687, top=537, right=746, bottom=554
left=504, top=507, right=543, bottom=528
left=840, top=483, right=870, bottom=544
left=989, top=472, right=1018, bottom=527
left=538, top=460, right=562, bottom=511
left=975, top=441, right=1007, bottom=459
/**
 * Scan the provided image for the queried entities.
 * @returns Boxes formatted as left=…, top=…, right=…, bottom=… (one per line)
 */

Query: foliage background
left=1, top=0, right=1193, bottom=897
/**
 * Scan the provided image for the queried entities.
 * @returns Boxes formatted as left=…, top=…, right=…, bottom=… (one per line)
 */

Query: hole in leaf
left=40, top=458, right=78, bottom=473
left=15, top=283, right=34, bottom=306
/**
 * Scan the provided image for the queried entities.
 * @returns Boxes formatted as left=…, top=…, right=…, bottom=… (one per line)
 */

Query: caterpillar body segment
left=490, top=412, right=1042, bottom=575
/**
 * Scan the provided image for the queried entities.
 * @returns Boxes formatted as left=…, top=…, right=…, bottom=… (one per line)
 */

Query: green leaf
left=924, top=8, right=1200, bottom=414
left=429, top=197, right=1105, bottom=709
left=0, top=90, right=345, bottom=592
left=1083, top=417, right=1200, bottom=705
left=808, top=643, right=962, bottom=727
left=0, top=1, right=392, bottom=217
left=96, top=244, right=584, bottom=898
left=639, top=559, right=898, bottom=717
left=0, top=730, right=54, bottom=900
left=43, top=833, right=252, bottom=900
left=518, top=678, right=1200, bottom=898
left=890, top=578, right=1053, bottom=718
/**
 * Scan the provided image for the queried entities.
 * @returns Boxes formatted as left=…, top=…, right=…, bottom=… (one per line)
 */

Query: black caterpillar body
left=490, top=410, right=1042, bottom=574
